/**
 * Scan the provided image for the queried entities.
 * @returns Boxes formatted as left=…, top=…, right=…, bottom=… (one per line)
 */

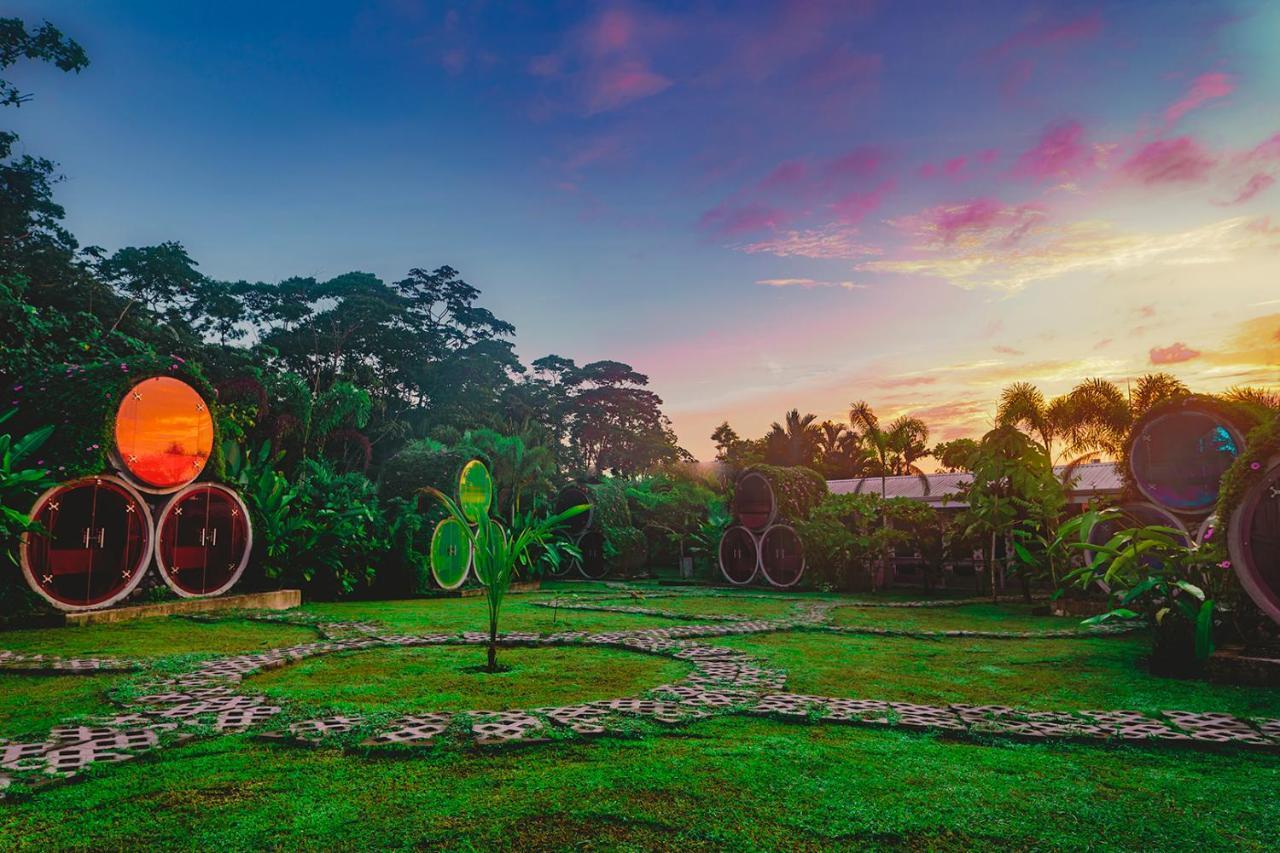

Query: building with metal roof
left=826, top=462, right=1124, bottom=509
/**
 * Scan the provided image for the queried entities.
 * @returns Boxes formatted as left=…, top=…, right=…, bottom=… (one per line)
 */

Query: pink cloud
left=1149, top=342, right=1201, bottom=365
left=700, top=203, right=787, bottom=236
left=584, top=8, right=637, bottom=56
left=1014, top=120, right=1092, bottom=182
left=993, top=344, right=1023, bottom=355
left=738, top=227, right=882, bottom=260
left=986, top=12, right=1103, bottom=59
left=831, top=180, right=894, bottom=225
left=758, top=159, right=808, bottom=191
left=1165, top=71, right=1235, bottom=125
left=1248, top=132, right=1280, bottom=163
left=1122, top=137, right=1216, bottom=185
left=586, top=61, right=672, bottom=113
left=1222, top=172, right=1276, bottom=205
left=826, top=146, right=888, bottom=180
left=903, top=198, right=1047, bottom=245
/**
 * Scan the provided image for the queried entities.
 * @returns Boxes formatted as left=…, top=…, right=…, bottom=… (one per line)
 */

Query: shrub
left=742, top=464, right=828, bottom=521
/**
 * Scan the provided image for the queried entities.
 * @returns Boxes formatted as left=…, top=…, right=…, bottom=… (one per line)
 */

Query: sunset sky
left=12, top=1, right=1280, bottom=462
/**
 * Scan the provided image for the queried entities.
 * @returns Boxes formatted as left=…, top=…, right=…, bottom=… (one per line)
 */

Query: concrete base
left=63, top=589, right=302, bottom=627
left=448, top=581, right=542, bottom=599
left=1206, top=646, right=1280, bottom=687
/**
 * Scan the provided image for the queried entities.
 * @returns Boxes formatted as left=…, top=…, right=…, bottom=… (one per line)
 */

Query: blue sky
left=9, top=1, right=1280, bottom=460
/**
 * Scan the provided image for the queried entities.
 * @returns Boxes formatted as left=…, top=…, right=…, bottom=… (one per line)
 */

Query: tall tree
left=848, top=402, right=931, bottom=495
left=764, top=409, right=819, bottom=467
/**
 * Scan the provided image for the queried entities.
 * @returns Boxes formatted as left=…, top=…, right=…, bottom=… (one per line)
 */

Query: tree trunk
left=989, top=531, right=998, bottom=602
left=487, top=615, right=498, bottom=672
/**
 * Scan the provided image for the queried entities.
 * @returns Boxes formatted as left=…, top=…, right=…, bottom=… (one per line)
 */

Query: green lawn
left=251, top=644, right=691, bottom=715
left=830, top=601, right=1082, bottom=633
left=0, top=618, right=319, bottom=658
left=3, top=589, right=1278, bottom=850
left=2, top=718, right=1277, bottom=850
left=0, top=673, right=120, bottom=739
left=719, top=631, right=1280, bottom=719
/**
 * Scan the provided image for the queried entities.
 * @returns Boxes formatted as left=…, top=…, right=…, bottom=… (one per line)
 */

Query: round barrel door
left=733, top=472, right=776, bottom=531
left=457, top=459, right=493, bottom=524
left=1228, top=464, right=1280, bottom=627
left=21, top=476, right=154, bottom=611
left=719, top=526, right=759, bottom=585
left=430, top=517, right=472, bottom=590
left=759, top=524, right=805, bottom=589
left=114, top=376, right=214, bottom=493
left=575, top=529, right=608, bottom=580
left=554, top=485, right=593, bottom=539
left=155, top=483, right=253, bottom=597
left=1129, top=407, right=1242, bottom=516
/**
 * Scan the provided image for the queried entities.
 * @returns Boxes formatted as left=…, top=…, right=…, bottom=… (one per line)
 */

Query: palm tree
left=813, top=420, right=868, bottom=478
left=764, top=409, right=820, bottom=467
left=996, top=382, right=1077, bottom=460
left=847, top=402, right=931, bottom=497
left=461, top=429, right=557, bottom=517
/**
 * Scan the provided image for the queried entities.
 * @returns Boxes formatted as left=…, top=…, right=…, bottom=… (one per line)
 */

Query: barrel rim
left=430, top=516, right=473, bottom=591
left=733, top=469, right=777, bottom=531
left=574, top=527, right=609, bottom=580
left=154, top=482, right=254, bottom=599
left=1227, top=457, right=1280, bottom=627
left=758, top=522, right=805, bottom=589
left=554, top=483, right=594, bottom=536
left=457, top=458, right=494, bottom=524
left=1127, top=403, right=1246, bottom=517
left=110, top=376, right=215, bottom=495
left=718, top=524, right=759, bottom=586
left=19, top=474, right=155, bottom=612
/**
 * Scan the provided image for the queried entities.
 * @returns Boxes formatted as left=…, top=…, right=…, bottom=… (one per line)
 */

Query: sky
left=9, top=0, right=1280, bottom=463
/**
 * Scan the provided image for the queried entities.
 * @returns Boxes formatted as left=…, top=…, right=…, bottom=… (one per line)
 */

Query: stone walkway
left=1, top=594, right=1276, bottom=798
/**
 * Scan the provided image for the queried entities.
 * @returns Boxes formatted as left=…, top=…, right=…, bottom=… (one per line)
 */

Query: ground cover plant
left=2, top=589, right=1280, bottom=850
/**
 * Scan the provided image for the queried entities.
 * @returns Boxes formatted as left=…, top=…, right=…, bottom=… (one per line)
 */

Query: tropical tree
left=459, top=428, right=556, bottom=517
left=847, top=401, right=930, bottom=496
left=931, top=438, right=979, bottom=472
left=422, top=482, right=586, bottom=672
left=764, top=409, right=820, bottom=467
left=813, top=420, right=868, bottom=478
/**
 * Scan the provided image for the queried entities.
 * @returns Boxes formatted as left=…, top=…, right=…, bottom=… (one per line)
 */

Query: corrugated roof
left=826, top=462, right=1122, bottom=508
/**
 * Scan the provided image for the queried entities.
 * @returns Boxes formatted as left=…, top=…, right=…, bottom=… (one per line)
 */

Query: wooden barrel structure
left=154, top=483, right=253, bottom=598
left=718, top=525, right=759, bottom=585
left=430, top=517, right=472, bottom=590
left=20, top=475, right=155, bottom=611
left=1227, top=461, right=1280, bottom=627
left=112, top=376, right=214, bottom=493
left=1128, top=401, right=1244, bottom=517
left=758, top=524, right=805, bottom=588
left=732, top=470, right=776, bottom=531
left=553, top=484, right=594, bottom=540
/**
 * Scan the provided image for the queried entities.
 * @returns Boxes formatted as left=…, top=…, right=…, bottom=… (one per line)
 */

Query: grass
left=830, top=601, right=1083, bottom=633
left=300, top=596, right=700, bottom=635
left=590, top=593, right=799, bottom=620
left=2, top=717, right=1277, bottom=850
left=0, top=618, right=319, bottom=658
left=250, top=644, right=691, bottom=715
left=719, top=631, right=1280, bottom=719
left=3, top=589, right=1278, bottom=849
left=0, top=673, right=120, bottom=739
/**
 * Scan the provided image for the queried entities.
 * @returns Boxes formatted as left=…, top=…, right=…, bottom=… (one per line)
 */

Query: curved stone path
left=1, top=595, right=1277, bottom=798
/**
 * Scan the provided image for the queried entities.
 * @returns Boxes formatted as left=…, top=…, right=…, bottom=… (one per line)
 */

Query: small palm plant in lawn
left=422, top=485, right=587, bottom=672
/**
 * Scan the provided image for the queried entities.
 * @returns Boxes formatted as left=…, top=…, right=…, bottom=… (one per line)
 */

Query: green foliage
left=458, top=428, right=555, bottom=517
left=1216, top=411, right=1280, bottom=524
left=745, top=464, right=828, bottom=522
left=379, top=441, right=468, bottom=505
left=796, top=493, right=923, bottom=591
left=0, top=409, right=54, bottom=574
left=422, top=473, right=586, bottom=671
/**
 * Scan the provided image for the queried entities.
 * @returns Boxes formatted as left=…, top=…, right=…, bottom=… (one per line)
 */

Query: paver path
left=1, top=593, right=1274, bottom=797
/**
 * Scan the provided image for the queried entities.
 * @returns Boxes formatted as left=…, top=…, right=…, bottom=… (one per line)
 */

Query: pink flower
left=1250, top=461, right=1262, bottom=471
left=1219, top=560, right=1232, bottom=570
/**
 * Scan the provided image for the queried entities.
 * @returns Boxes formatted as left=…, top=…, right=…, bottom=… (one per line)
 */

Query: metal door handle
left=96, top=528, right=105, bottom=548
left=83, top=527, right=91, bottom=548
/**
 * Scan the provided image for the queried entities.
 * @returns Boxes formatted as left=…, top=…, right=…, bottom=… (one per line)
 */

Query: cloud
left=986, top=12, right=1103, bottom=60
left=1221, top=172, right=1276, bottom=205
left=1149, top=342, right=1202, bottom=364
left=757, top=159, right=808, bottom=191
left=756, top=278, right=866, bottom=290
left=1014, top=120, right=1094, bottom=182
left=1165, top=72, right=1235, bottom=125
left=700, top=203, right=787, bottom=236
left=1122, top=137, right=1216, bottom=185
left=587, top=61, right=672, bottom=112
left=993, top=345, right=1023, bottom=355
left=892, top=198, right=1048, bottom=246
left=737, top=226, right=883, bottom=260
left=827, top=146, right=889, bottom=180
left=861, top=216, right=1263, bottom=292
left=831, top=180, right=894, bottom=225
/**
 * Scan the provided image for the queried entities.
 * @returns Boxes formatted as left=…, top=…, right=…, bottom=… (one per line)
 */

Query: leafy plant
left=1057, top=509, right=1230, bottom=667
left=0, top=408, right=55, bottom=563
left=422, top=480, right=587, bottom=672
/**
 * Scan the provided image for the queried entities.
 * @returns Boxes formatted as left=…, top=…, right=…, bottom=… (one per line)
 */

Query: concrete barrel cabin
left=1228, top=461, right=1280, bottom=627
left=545, top=483, right=610, bottom=580
left=425, top=458, right=494, bottom=589
left=20, top=375, right=255, bottom=610
left=720, top=469, right=807, bottom=588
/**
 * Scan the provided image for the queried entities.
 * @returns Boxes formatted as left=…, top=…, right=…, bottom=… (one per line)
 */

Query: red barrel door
left=719, top=526, right=759, bottom=585
left=1228, top=465, right=1280, bottom=627
left=21, top=476, right=154, bottom=611
left=759, top=524, right=805, bottom=589
left=156, top=483, right=253, bottom=597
